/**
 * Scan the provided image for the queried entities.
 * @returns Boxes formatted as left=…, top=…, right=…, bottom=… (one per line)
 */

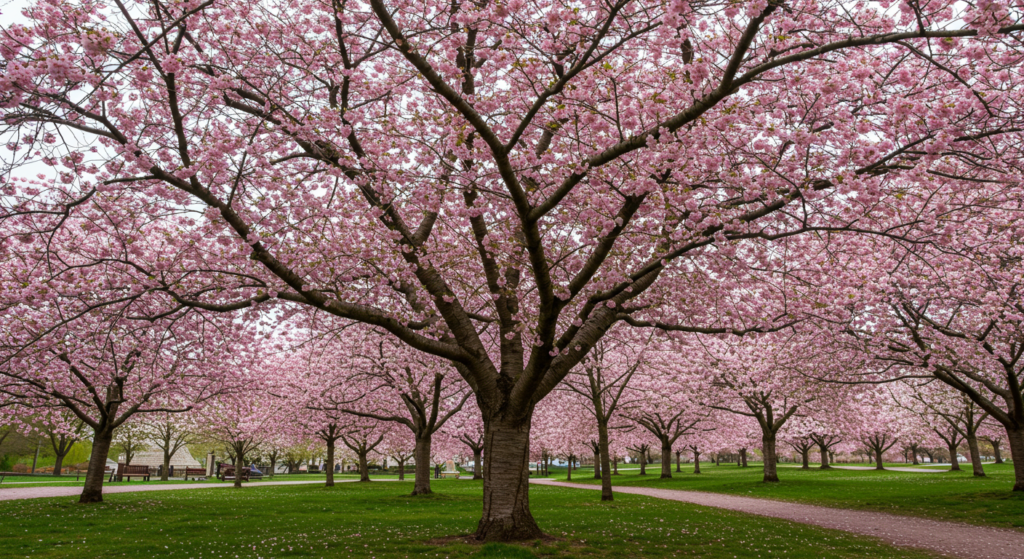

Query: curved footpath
left=531, top=479, right=1024, bottom=559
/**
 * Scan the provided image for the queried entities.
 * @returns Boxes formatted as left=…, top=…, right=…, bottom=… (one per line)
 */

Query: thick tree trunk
left=911, top=446, right=919, bottom=465
left=1005, top=427, right=1024, bottom=491
left=800, top=449, right=809, bottom=469
left=598, top=423, right=613, bottom=501
left=660, top=442, right=672, bottom=479
left=612, top=457, right=619, bottom=475
left=675, top=450, right=681, bottom=472
left=638, top=450, right=647, bottom=475
left=413, top=436, right=432, bottom=495
left=161, top=451, right=171, bottom=481
left=762, top=435, right=779, bottom=482
left=233, top=452, right=243, bottom=488
left=991, top=440, right=1003, bottom=464
left=875, top=448, right=885, bottom=471
left=80, top=427, right=113, bottom=503
left=358, top=451, right=370, bottom=482
left=474, top=416, right=542, bottom=541
left=53, top=453, right=65, bottom=476
left=947, top=443, right=961, bottom=471
left=397, top=457, right=406, bottom=481
left=473, top=448, right=483, bottom=480
left=818, top=444, right=830, bottom=469
left=692, top=449, right=701, bottom=474
left=566, top=455, right=573, bottom=481
left=593, top=451, right=601, bottom=479
left=740, top=448, right=748, bottom=468
left=325, top=439, right=336, bottom=487
left=966, top=435, right=985, bottom=477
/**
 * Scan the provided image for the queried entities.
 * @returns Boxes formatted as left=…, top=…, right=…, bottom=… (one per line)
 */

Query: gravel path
left=531, top=479, right=1024, bottom=559
left=0, top=479, right=344, bottom=501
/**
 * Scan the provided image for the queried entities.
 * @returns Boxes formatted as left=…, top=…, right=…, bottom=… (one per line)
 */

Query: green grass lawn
left=0, top=472, right=375, bottom=488
left=0, top=479, right=942, bottom=559
left=548, top=461, right=1024, bottom=530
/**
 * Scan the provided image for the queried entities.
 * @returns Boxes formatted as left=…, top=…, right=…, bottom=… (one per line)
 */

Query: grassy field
left=0, top=472, right=375, bottom=488
left=0, top=479, right=943, bottom=559
left=548, top=461, right=1024, bottom=530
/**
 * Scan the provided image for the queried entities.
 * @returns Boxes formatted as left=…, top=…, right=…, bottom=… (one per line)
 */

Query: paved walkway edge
left=530, top=479, right=1024, bottom=559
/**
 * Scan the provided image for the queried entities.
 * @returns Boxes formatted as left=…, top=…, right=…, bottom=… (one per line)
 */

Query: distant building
left=119, top=447, right=201, bottom=470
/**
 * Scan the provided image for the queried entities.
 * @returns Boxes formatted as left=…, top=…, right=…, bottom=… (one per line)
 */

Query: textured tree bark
left=566, top=454, right=573, bottom=481
left=911, top=446, right=919, bottom=465
left=79, top=427, right=114, bottom=503
left=800, top=449, right=809, bottom=469
left=947, top=443, right=961, bottom=471
left=675, top=450, right=681, bottom=472
left=232, top=449, right=244, bottom=489
left=991, top=440, right=1003, bottom=464
left=474, top=416, right=542, bottom=541
left=692, top=449, right=701, bottom=474
left=593, top=450, right=601, bottom=479
left=966, top=435, right=985, bottom=477
left=638, top=450, right=647, bottom=475
left=161, top=452, right=171, bottom=481
left=1006, top=427, right=1024, bottom=491
left=325, top=440, right=336, bottom=487
left=598, top=423, right=613, bottom=501
left=397, top=457, right=406, bottom=481
left=358, top=451, right=370, bottom=482
left=762, top=436, right=779, bottom=482
left=875, top=447, right=885, bottom=471
left=660, top=442, right=672, bottom=479
left=473, top=448, right=483, bottom=480
left=413, top=435, right=432, bottom=495
left=740, top=448, right=748, bottom=468
left=819, top=444, right=830, bottom=469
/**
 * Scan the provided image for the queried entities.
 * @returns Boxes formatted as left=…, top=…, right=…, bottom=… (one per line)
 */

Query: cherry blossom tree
left=893, top=381, right=990, bottom=476
left=0, top=308, right=236, bottom=502
left=837, top=202, right=1024, bottom=487
left=4, top=0, right=1024, bottom=537
left=206, top=386, right=284, bottom=488
left=561, top=332, right=646, bottom=500
left=628, top=353, right=715, bottom=480
left=449, top=409, right=485, bottom=480
left=322, top=329, right=471, bottom=494
left=339, top=417, right=391, bottom=483
left=144, top=412, right=201, bottom=481
left=38, top=408, right=86, bottom=476
left=699, top=333, right=847, bottom=482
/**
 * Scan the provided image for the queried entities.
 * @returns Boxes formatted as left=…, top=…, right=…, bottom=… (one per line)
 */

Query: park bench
left=115, top=464, right=150, bottom=482
left=440, top=469, right=460, bottom=479
left=183, top=467, right=207, bottom=480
